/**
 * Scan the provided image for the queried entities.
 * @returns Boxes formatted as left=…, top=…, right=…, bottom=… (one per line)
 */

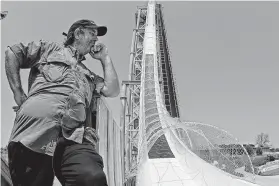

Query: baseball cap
left=68, top=19, right=107, bottom=36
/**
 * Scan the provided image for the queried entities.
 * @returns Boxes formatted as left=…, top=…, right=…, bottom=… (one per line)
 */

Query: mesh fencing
left=135, top=52, right=256, bottom=186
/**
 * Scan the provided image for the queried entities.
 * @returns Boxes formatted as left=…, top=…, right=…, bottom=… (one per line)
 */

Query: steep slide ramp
left=135, top=1, right=261, bottom=186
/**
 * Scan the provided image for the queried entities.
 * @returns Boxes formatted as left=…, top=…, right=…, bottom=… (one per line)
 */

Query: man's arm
left=5, top=48, right=27, bottom=106
left=99, top=56, right=120, bottom=97
left=5, top=40, right=49, bottom=106
left=90, top=43, right=120, bottom=97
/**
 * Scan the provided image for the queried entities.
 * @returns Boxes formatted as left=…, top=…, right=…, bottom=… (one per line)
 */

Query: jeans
left=8, top=138, right=108, bottom=186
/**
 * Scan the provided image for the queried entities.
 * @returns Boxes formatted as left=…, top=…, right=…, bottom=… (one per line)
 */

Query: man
left=5, top=19, right=120, bottom=186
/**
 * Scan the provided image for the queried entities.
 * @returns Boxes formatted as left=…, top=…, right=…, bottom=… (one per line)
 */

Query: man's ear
left=74, top=27, right=83, bottom=40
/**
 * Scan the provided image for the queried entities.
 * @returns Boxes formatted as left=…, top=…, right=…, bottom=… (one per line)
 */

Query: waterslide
left=135, top=1, right=262, bottom=186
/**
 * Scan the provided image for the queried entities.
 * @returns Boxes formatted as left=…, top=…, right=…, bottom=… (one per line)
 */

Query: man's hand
left=89, top=43, right=109, bottom=62
left=14, top=90, right=27, bottom=107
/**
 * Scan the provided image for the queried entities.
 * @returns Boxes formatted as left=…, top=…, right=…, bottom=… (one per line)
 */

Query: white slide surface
left=136, top=1, right=264, bottom=186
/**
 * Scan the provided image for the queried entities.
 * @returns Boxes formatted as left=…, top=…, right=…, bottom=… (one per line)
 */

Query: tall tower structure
left=120, top=1, right=180, bottom=185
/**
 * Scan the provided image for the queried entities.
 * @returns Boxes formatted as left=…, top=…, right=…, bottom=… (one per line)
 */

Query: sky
left=1, top=1, right=279, bottom=148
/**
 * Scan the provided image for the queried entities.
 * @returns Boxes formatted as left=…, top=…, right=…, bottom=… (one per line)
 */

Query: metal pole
left=120, top=83, right=127, bottom=185
left=128, top=9, right=142, bottom=122
left=128, top=9, right=140, bottom=81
